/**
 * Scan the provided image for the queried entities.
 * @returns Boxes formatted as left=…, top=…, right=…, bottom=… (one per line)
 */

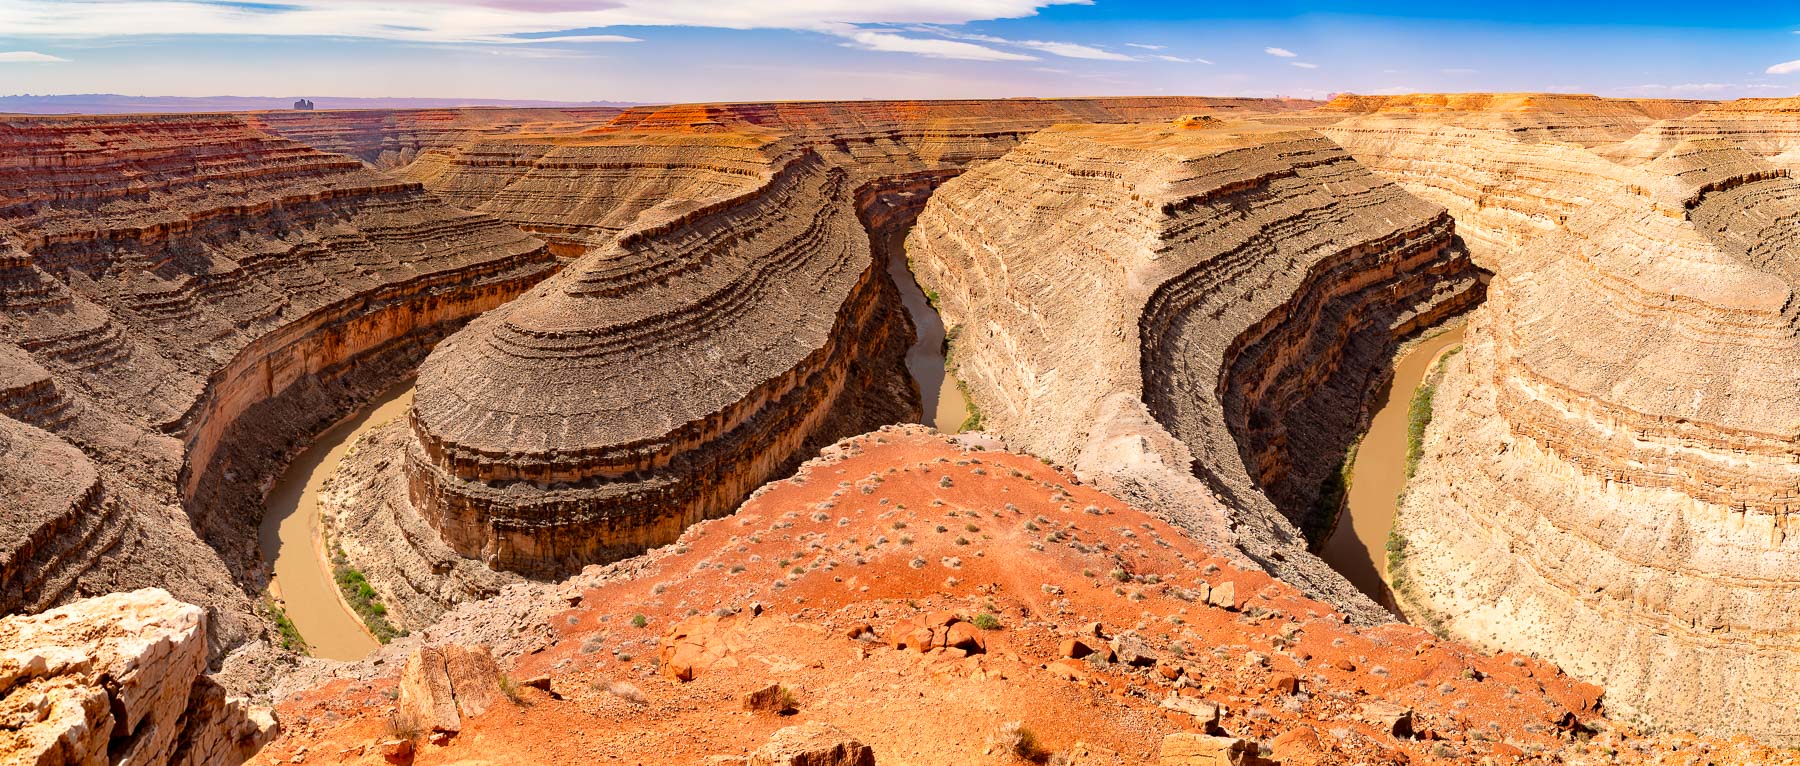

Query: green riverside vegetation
left=331, top=546, right=403, bottom=643
left=1387, top=342, right=1461, bottom=637
left=263, top=599, right=308, bottom=654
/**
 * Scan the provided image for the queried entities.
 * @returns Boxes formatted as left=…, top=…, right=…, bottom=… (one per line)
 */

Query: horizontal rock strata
left=0, top=588, right=276, bottom=766
left=1392, top=135, right=1800, bottom=742
left=247, top=107, right=624, bottom=169
left=905, top=121, right=1480, bottom=620
left=399, top=98, right=1315, bottom=579
left=0, top=114, right=555, bottom=643
left=1600, top=97, right=1800, bottom=170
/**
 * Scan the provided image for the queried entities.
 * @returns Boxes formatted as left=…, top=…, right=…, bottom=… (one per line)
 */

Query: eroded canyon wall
left=0, top=114, right=555, bottom=644
left=1307, top=95, right=1800, bottom=742
left=1391, top=138, right=1800, bottom=743
left=904, top=120, right=1480, bottom=621
left=246, top=107, right=624, bottom=169
left=394, top=98, right=1318, bottom=580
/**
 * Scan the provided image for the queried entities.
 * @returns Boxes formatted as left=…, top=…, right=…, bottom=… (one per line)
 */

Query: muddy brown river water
left=258, top=382, right=413, bottom=660
left=883, top=230, right=970, bottom=431
left=1322, top=325, right=1465, bottom=610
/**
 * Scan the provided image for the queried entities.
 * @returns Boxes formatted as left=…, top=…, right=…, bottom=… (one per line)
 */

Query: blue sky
left=2, top=1, right=1798, bottom=102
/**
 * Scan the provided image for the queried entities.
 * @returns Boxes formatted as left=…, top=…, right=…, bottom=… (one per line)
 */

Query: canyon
left=3, top=93, right=1800, bottom=764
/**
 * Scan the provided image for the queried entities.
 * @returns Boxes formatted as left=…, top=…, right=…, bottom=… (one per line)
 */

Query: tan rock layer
left=906, top=122, right=1479, bottom=620
left=0, top=114, right=555, bottom=645
left=1363, top=106, right=1800, bottom=742
left=395, top=98, right=1315, bottom=579
left=0, top=588, right=276, bottom=766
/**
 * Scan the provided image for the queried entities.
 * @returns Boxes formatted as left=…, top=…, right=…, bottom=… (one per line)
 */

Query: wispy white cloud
left=1768, top=59, right=1800, bottom=75
left=941, top=31, right=1133, bottom=61
left=0, top=50, right=68, bottom=62
left=1440, top=67, right=1477, bottom=75
left=840, top=31, right=1036, bottom=61
left=1124, top=42, right=1164, bottom=50
left=0, top=0, right=1088, bottom=46
left=1149, top=54, right=1213, bottom=64
left=1290, top=61, right=1319, bottom=69
left=1264, top=47, right=1298, bottom=58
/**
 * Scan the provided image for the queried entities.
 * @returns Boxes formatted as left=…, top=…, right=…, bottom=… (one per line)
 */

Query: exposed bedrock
left=395, top=97, right=1317, bottom=582
left=406, top=147, right=918, bottom=579
left=1394, top=139, right=1800, bottom=743
left=1601, top=97, right=1800, bottom=169
left=0, top=588, right=276, bottom=766
left=246, top=107, right=624, bottom=169
left=0, top=114, right=554, bottom=646
left=402, top=97, right=1318, bottom=258
left=1315, top=95, right=1677, bottom=269
left=905, top=121, right=1481, bottom=620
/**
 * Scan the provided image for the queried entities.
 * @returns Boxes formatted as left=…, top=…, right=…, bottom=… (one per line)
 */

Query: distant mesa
left=292, top=98, right=313, bottom=110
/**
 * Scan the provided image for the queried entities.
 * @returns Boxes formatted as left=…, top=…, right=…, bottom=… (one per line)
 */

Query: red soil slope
left=255, top=427, right=1797, bottom=765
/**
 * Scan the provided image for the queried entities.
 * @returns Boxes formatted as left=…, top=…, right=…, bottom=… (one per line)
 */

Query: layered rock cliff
left=1391, top=137, right=1800, bottom=742
left=1600, top=97, right=1800, bottom=169
left=247, top=107, right=624, bottom=169
left=394, top=98, right=1317, bottom=582
left=0, top=588, right=276, bottom=766
left=0, top=114, right=555, bottom=644
left=905, top=120, right=1481, bottom=621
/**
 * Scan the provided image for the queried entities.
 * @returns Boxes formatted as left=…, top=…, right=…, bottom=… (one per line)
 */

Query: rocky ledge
left=0, top=588, right=276, bottom=766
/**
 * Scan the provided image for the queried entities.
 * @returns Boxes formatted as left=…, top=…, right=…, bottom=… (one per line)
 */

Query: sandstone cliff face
left=1317, top=99, right=1652, bottom=268
left=247, top=107, right=624, bottom=169
left=395, top=98, right=1316, bottom=581
left=406, top=146, right=913, bottom=577
left=905, top=121, right=1480, bottom=621
left=1600, top=97, right=1800, bottom=169
left=0, top=114, right=555, bottom=644
left=1387, top=133, right=1800, bottom=741
left=0, top=588, right=276, bottom=766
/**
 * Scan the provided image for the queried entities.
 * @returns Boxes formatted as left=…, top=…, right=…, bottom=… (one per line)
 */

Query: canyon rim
left=5, top=4, right=1800, bottom=765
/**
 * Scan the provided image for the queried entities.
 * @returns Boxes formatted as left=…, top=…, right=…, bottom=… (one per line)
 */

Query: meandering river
left=1321, top=325, right=1465, bottom=610
left=257, top=383, right=413, bottom=660
left=882, top=229, right=970, bottom=432
left=262, top=232, right=970, bottom=657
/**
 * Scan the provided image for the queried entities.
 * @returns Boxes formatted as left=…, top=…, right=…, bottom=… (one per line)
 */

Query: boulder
left=398, top=644, right=505, bottom=738
left=0, top=589, right=275, bottom=766
left=1359, top=702, right=1414, bottom=738
left=1206, top=581, right=1237, bottom=610
left=1160, top=695, right=1222, bottom=727
left=660, top=614, right=743, bottom=682
left=742, top=683, right=797, bottom=714
left=747, top=722, right=875, bottom=766
left=1158, top=734, right=1260, bottom=766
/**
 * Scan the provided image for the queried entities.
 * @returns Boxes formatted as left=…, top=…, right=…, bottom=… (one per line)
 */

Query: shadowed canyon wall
left=1311, top=94, right=1800, bottom=743
left=0, top=113, right=556, bottom=646
left=395, top=98, right=1320, bottom=580
left=905, top=120, right=1481, bottom=621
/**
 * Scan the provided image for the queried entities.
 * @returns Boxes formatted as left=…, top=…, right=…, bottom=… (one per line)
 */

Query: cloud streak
left=1768, top=59, right=1800, bottom=75
left=841, top=30, right=1036, bottom=61
left=0, top=50, right=68, bottom=62
left=0, top=0, right=1088, bottom=45
left=1264, top=47, right=1298, bottom=58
